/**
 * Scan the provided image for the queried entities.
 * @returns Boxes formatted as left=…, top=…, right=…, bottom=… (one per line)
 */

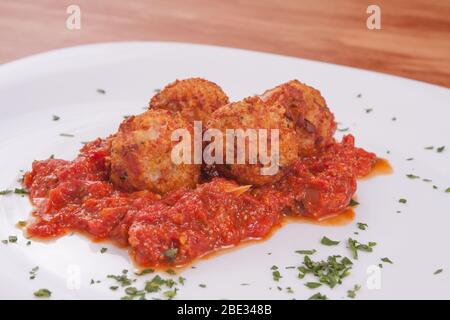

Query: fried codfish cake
left=111, top=109, right=200, bottom=194
left=260, top=80, right=336, bottom=156
left=149, top=78, right=229, bottom=124
left=206, top=97, right=300, bottom=186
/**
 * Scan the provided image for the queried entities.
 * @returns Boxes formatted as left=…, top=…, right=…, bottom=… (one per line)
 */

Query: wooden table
left=1, top=0, right=449, bottom=87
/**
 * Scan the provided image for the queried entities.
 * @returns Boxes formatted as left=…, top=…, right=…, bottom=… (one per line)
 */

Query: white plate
left=0, top=42, right=449, bottom=300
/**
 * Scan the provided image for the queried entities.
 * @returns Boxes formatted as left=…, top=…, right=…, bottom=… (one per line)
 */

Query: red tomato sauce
left=23, top=134, right=379, bottom=268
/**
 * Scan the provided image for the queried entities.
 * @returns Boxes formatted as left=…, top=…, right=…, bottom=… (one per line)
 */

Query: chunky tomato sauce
left=23, top=135, right=379, bottom=268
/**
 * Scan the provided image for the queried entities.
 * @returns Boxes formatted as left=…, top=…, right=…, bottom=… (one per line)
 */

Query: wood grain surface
left=0, top=0, right=449, bottom=87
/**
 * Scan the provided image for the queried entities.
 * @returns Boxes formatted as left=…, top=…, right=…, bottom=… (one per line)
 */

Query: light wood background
left=0, top=0, right=449, bottom=87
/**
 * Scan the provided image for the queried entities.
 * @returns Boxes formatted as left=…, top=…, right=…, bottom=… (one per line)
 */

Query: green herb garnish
left=295, top=249, right=316, bottom=255
left=308, top=292, right=328, bottom=300
left=135, top=268, right=154, bottom=276
left=121, top=286, right=146, bottom=300
left=163, top=248, right=178, bottom=261
left=347, top=284, right=361, bottom=299
left=165, top=279, right=176, bottom=288
left=272, top=270, right=282, bottom=282
left=144, top=275, right=165, bottom=293
left=34, top=288, right=51, bottom=298
left=320, top=236, right=340, bottom=246
left=29, top=266, right=39, bottom=280
left=357, top=222, right=368, bottom=230
left=347, top=238, right=376, bottom=259
left=305, top=282, right=322, bottom=289
left=298, top=255, right=353, bottom=288
left=14, top=188, right=28, bottom=195
left=164, top=289, right=177, bottom=299
left=381, top=257, right=393, bottom=264
left=107, top=270, right=133, bottom=287
left=125, top=287, right=138, bottom=295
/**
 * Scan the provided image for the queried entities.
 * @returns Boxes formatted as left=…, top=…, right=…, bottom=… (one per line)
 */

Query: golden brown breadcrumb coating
left=150, top=78, right=229, bottom=124
left=260, top=80, right=336, bottom=156
left=111, top=109, right=200, bottom=194
left=206, top=97, right=299, bottom=186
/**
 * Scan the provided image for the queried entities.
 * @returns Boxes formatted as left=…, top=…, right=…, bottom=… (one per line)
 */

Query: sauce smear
left=362, top=158, right=393, bottom=179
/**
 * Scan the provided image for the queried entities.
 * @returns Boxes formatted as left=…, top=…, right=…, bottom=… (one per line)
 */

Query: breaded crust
left=260, top=80, right=336, bottom=155
left=150, top=78, right=229, bottom=124
left=111, top=109, right=200, bottom=194
left=206, top=97, right=300, bottom=186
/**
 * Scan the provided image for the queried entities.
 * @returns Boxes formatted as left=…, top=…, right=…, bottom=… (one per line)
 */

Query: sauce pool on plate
left=22, top=134, right=388, bottom=268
